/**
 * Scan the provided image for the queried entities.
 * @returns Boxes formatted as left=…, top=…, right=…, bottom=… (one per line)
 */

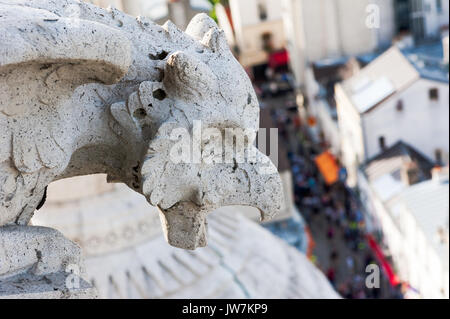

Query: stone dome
left=32, top=175, right=339, bottom=298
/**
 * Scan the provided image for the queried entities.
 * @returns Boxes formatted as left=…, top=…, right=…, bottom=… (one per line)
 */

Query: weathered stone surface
left=0, top=226, right=82, bottom=278
left=0, top=272, right=97, bottom=299
left=0, top=0, right=282, bottom=248
left=0, top=225, right=94, bottom=299
left=33, top=177, right=340, bottom=299
left=0, top=0, right=283, bottom=297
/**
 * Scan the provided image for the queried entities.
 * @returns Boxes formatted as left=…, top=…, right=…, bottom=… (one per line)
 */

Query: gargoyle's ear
left=185, top=13, right=218, bottom=40
left=164, top=51, right=218, bottom=99
left=201, top=28, right=229, bottom=54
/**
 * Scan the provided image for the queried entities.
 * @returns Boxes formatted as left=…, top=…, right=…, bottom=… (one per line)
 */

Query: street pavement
left=260, top=92, right=402, bottom=299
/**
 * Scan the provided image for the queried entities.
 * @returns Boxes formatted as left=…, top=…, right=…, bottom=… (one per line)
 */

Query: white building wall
left=396, top=202, right=448, bottom=298
left=335, top=84, right=366, bottom=186
left=231, top=0, right=284, bottom=28
left=316, top=100, right=341, bottom=155
left=229, top=0, right=258, bottom=30
left=372, top=0, right=397, bottom=48
left=229, top=0, right=286, bottom=67
left=282, top=0, right=307, bottom=85
left=303, top=66, right=341, bottom=154
left=423, top=0, right=450, bottom=39
left=282, top=0, right=396, bottom=87
left=299, top=0, right=396, bottom=61
left=265, top=0, right=284, bottom=21
left=357, top=172, right=448, bottom=298
left=370, top=190, right=404, bottom=278
left=300, top=0, right=342, bottom=62
left=363, top=79, right=450, bottom=163
left=336, top=0, right=378, bottom=56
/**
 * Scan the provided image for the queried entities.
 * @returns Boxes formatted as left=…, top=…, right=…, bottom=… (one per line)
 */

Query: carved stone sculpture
left=0, top=0, right=283, bottom=291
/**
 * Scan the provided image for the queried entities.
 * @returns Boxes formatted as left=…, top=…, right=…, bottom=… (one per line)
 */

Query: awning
left=366, top=234, right=401, bottom=287
left=269, top=50, right=289, bottom=69
left=314, top=151, right=339, bottom=185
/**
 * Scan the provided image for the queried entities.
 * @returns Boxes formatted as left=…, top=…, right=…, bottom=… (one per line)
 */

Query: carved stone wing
left=0, top=1, right=132, bottom=173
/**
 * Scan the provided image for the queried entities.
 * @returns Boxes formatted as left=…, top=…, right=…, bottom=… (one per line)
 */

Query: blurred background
left=34, top=0, right=449, bottom=299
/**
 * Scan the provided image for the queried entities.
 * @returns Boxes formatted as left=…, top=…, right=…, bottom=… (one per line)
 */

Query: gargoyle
left=0, top=0, right=283, bottom=278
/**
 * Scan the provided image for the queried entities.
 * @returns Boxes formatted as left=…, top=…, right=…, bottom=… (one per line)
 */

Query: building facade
left=228, top=0, right=286, bottom=67
left=395, top=0, right=449, bottom=42
left=358, top=149, right=449, bottom=299
left=282, top=0, right=396, bottom=87
left=87, top=0, right=212, bottom=29
left=283, top=0, right=449, bottom=88
left=335, top=46, right=449, bottom=186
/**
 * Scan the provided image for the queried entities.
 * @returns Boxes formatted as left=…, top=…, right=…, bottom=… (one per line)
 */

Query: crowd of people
left=269, top=103, right=403, bottom=299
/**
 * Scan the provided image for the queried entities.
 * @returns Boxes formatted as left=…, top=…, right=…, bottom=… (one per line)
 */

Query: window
left=412, top=16, right=426, bottom=41
left=435, top=149, right=443, bottom=165
left=429, top=88, right=439, bottom=101
left=379, top=136, right=386, bottom=150
left=395, top=0, right=412, bottom=33
left=410, top=0, right=426, bottom=41
left=258, top=1, right=268, bottom=21
left=261, top=32, right=273, bottom=52
left=412, top=0, right=424, bottom=12
left=436, top=0, right=443, bottom=13
left=396, top=100, right=404, bottom=112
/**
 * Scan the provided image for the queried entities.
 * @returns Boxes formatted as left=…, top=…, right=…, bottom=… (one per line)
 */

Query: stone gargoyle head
left=0, top=1, right=283, bottom=250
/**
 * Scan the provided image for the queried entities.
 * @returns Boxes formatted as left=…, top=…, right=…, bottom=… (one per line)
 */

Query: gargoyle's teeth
left=158, top=202, right=209, bottom=250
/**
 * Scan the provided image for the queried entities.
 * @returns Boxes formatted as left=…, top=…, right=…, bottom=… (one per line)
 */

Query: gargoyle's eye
left=133, top=108, right=147, bottom=119
left=149, top=50, right=169, bottom=61
left=153, top=89, right=167, bottom=101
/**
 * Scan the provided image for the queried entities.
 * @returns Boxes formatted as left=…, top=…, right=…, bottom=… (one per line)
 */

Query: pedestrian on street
left=346, top=255, right=355, bottom=273
left=327, top=225, right=335, bottom=240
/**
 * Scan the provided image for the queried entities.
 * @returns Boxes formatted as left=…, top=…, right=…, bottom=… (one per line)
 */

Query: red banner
left=366, top=234, right=401, bottom=287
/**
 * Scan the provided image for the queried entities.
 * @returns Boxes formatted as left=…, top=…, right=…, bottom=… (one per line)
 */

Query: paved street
left=261, top=93, right=402, bottom=299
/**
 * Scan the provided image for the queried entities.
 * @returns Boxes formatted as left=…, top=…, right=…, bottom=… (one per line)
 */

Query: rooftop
left=312, top=51, right=382, bottom=70
left=362, top=143, right=449, bottom=270
left=389, top=168, right=449, bottom=271
left=340, top=47, right=419, bottom=114
left=363, top=141, right=434, bottom=184
left=33, top=178, right=339, bottom=299
left=402, top=42, right=449, bottom=83
left=339, top=42, right=449, bottom=114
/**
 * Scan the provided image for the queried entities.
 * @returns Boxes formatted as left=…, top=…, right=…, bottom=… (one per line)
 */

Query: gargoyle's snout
left=134, top=13, right=284, bottom=250
left=157, top=202, right=209, bottom=250
left=146, top=147, right=284, bottom=250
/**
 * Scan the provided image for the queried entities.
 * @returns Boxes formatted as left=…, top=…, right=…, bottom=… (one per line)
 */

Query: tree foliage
left=207, top=0, right=227, bottom=22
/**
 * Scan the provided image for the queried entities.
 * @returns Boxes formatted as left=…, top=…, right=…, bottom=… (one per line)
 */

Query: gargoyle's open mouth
left=141, top=140, right=284, bottom=249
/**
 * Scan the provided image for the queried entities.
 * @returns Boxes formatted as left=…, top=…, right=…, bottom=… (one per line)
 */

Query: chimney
left=401, top=161, right=420, bottom=186
left=432, top=166, right=450, bottom=184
